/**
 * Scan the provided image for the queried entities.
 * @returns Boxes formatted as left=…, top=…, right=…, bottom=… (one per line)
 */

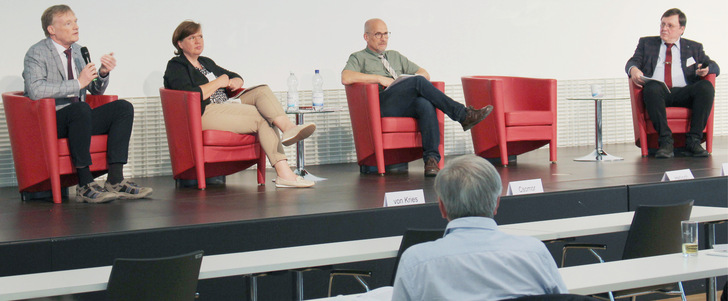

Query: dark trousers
left=55, top=100, right=134, bottom=168
left=642, top=79, right=714, bottom=146
left=378, top=76, right=466, bottom=162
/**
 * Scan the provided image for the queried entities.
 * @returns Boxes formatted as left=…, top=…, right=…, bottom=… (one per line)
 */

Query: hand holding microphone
left=80, top=47, right=97, bottom=82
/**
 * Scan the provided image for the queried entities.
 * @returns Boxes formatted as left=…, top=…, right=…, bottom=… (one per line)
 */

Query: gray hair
left=434, top=155, right=502, bottom=219
left=42, top=5, right=72, bottom=38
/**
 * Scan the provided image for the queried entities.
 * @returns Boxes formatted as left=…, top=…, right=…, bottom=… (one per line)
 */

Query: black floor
left=1, top=138, right=725, bottom=245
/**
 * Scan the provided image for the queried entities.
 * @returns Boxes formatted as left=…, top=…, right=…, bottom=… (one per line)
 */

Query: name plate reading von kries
left=661, top=169, right=694, bottom=182
left=506, top=179, right=544, bottom=196
left=383, top=189, right=426, bottom=207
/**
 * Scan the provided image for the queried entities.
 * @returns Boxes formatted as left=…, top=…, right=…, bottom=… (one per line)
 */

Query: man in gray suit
left=23, top=4, right=152, bottom=203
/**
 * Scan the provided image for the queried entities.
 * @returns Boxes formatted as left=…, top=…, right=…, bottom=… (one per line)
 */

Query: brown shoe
left=424, top=157, right=440, bottom=177
left=461, top=105, right=493, bottom=131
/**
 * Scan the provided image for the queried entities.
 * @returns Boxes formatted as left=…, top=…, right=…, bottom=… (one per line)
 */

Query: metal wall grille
left=0, top=77, right=725, bottom=187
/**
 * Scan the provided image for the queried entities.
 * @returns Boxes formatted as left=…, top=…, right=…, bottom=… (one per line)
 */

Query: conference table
left=0, top=206, right=725, bottom=300
left=310, top=249, right=728, bottom=301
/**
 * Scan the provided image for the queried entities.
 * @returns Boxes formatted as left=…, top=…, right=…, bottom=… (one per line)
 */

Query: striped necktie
left=378, top=53, right=398, bottom=79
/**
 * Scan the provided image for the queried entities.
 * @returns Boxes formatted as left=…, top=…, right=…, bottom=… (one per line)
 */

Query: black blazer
left=625, top=36, right=720, bottom=85
left=163, top=55, right=241, bottom=114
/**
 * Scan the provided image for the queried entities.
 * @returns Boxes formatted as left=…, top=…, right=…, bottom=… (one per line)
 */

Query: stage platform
left=1, top=138, right=726, bottom=300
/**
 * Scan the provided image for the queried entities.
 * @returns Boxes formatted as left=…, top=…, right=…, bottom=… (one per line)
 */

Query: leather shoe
left=282, top=123, right=316, bottom=146
left=461, top=105, right=493, bottom=131
left=685, top=143, right=709, bottom=157
left=275, top=176, right=315, bottom=188
left=424, top=157, right=440, bottom=177
left=655, top=143, right=674, bottom=159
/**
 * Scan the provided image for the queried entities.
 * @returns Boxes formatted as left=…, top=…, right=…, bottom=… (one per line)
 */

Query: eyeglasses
left=367, top=32, right=391, bottom=39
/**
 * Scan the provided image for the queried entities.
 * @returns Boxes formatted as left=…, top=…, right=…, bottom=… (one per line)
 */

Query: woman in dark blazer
left=164, top=20, right=314, bottom=188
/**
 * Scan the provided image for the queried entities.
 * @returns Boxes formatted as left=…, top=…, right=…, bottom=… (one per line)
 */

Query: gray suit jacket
left=23, top=38, right=109, bottom=104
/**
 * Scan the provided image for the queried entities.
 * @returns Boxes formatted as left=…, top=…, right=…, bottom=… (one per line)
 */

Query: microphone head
left=80, top=47, right=91, bottom=64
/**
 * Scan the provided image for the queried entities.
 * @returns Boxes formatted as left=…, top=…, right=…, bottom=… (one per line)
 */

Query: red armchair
left=159, top=88, right=265, bottom=189
left=461, top=76, right=557, bottom=166
left=345, top=82, right=445, bottom=175
left=2, top=91, right=115, bottom=203
left=629, top=74, right=715, bottom=157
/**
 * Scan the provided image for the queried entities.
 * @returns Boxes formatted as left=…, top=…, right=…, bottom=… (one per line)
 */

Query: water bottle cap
left=315, top=69, right=320, bottom=74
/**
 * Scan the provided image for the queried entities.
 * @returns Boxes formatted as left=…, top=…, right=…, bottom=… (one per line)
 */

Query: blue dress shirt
left=391, top=217, right=567, bottom=301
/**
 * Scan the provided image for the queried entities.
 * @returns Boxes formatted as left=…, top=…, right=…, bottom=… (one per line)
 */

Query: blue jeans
left=379, top=76, right=467, bottom=162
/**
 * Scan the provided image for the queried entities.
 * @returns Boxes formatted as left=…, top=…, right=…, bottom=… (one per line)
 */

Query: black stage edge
left=0, top=139, right=726, bottom=300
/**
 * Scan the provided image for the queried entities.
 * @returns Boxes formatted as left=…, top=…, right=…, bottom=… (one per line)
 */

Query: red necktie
left=664, top=43, right=673, bottom=89
left=64, top=48, right=74, bottom=80
left=64, top=48, right=79, bottom=102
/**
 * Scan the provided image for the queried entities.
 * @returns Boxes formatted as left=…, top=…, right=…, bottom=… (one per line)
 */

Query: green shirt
left=343, top=48, right=421, bottom=78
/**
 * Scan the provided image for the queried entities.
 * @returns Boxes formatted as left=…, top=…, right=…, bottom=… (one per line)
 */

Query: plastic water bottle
left=312, top=70, right=324, bottom=111
left=287, top=72, right=299, bottom=111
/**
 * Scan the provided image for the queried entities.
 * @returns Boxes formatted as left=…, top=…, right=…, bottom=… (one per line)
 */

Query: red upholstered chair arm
left=86, top=94, right=118, bottom=109
left=159, top=88, right=205, bottom=174
left=345, top=83, right=383, bottom=159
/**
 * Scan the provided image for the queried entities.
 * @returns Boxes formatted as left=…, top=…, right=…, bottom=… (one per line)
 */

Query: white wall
left=2, top=0, right=726, bottom=97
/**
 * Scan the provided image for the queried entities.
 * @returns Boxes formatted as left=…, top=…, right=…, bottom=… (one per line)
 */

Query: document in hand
left=384, top=74, right=423, bottom=91
left=226, top=84, right=268, bottom=99
left=639, top=76, right=670, bottom=93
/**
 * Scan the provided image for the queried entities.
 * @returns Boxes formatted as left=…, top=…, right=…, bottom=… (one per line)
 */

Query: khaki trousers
left=201, top=85, right=287, bottom=165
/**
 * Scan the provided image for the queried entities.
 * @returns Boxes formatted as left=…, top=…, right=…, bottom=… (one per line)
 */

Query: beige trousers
left=201, top=85, right=287, bottom=165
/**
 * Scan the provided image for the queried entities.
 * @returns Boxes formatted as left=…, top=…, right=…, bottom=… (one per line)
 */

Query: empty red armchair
left=461, top=76, right=557, bottom=166
left=159, top=88, right=265, bottom=189
left=345, top=82, right=446, bottom=175
left=629, top=74, right=715, bottom=157
left=2, top=91, right=115, bottom=203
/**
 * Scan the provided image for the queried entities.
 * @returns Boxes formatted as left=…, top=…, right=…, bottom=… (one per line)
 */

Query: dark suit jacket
left=163, top=55, right=241, bottom=114
left=625, top=36, right=720, bottom=85
left=23, top=38, right=109, bottom=104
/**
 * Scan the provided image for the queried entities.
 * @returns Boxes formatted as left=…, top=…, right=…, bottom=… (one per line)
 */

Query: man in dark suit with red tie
left=625, top=8, right=719, bottom=158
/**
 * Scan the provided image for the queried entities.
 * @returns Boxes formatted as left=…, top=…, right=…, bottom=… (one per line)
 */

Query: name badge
left=661, top=169, right=694, bottom=182
left=383, top=189, right=426, bottom=207
left=506, top=179, right=544, bottom=196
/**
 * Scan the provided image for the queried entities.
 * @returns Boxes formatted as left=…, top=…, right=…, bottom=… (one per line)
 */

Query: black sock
left=77, top=167, right=94, bottom=187
left=107, top=163, right=124, bottom=185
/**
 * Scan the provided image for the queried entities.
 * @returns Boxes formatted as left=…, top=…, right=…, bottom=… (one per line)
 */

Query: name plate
left=722, top=163, right=727, bottom=176
left=383, top=189, right=426, bottom=207
left=506, top=179, right=544, bottom=196
left=661, top=169, right=694, bottom=182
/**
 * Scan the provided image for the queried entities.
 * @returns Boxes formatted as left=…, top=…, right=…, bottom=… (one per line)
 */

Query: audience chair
left=106, top=250, right=203, bottom=301
left=159, top=88, right=265, bottom=189
left=344, top=82, right=445, bottom=175
left=2, top=91, right=116, bottom=203
left=502, top=294, right=600, bottom=301
left=561, top=200, right=694, bottom=301
left=461, top=76, right=557, bottom=166
left=629, top=74, right=715, bottom=157
left=327, top=228, right=444, bottom=297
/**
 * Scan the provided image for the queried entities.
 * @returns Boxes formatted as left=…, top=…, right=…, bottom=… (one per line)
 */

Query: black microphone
left=80, top=47, right=91, bottom=64
left=80, top=47, right=97, bottom=81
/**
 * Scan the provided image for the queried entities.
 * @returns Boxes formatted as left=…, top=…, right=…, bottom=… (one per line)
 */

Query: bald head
left=364, top=18, right=386, bottom=33
left=363, top=18, right=389, bottom=54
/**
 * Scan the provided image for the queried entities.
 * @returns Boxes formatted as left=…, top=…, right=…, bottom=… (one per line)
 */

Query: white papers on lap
left=639, top=76, right=670, bottom=93
left=384, top=74, right=423, bottom=91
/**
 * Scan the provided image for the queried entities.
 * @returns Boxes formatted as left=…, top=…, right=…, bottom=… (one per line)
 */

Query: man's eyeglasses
left=368, top=32, right=391, bottom=39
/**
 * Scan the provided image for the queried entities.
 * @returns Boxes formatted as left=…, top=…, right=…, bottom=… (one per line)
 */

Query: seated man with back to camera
left=392, top=155, right=567, bottom=300
left=626, top=8, right=719, bottom=158
left=23, top=4, right=152, bottom=203
left=342, top=18, right=493, bottom=177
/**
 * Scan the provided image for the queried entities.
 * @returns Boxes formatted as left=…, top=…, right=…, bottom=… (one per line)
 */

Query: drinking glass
left=681, top=220, right=698, bottom=257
